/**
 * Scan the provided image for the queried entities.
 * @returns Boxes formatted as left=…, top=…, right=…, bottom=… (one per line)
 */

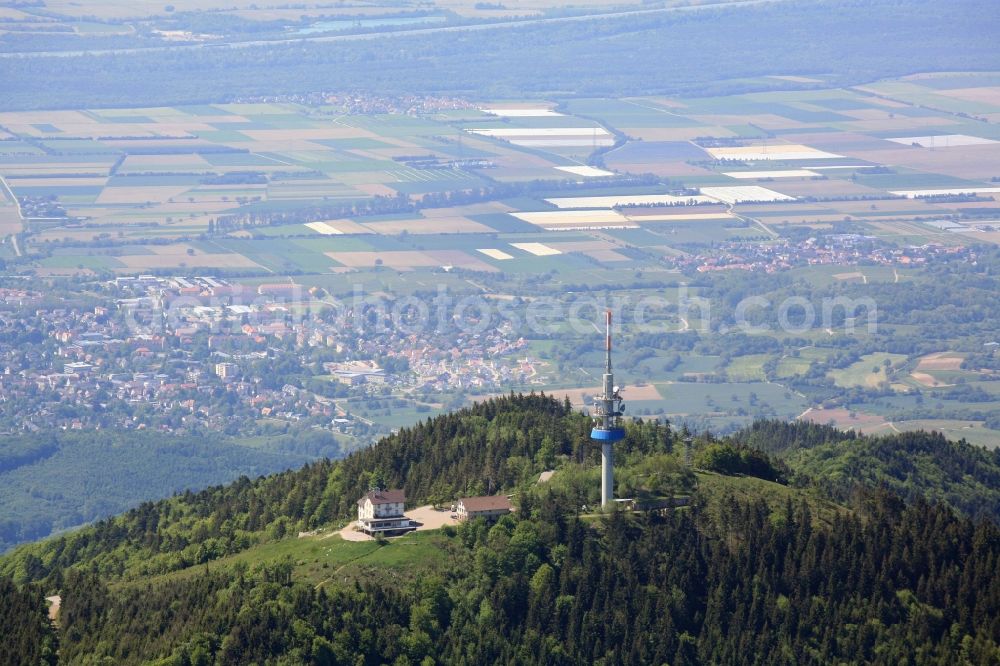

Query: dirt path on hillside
left=46, top=595, right=60, bottom=623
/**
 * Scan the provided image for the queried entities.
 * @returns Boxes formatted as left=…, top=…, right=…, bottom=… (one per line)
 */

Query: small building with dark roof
left=456, top=495, right=513, bottom=522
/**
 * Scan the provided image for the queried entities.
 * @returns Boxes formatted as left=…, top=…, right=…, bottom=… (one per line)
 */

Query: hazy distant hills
left=0, top=430, right=340, bottom=553
left=2, top=0, right=999, bottom=110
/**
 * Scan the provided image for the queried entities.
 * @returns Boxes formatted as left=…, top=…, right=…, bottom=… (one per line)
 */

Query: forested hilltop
left=3, top=394, right=1000, bottom=664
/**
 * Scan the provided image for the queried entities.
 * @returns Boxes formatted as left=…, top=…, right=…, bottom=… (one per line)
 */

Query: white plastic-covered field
left=468, top=127, right=610, bottom=137
left=482, top=108, right=564, bottom=117
left=304, top=221, right=343, bottom=235
left=705, top=144, right=843, bottom=160
left=922, top=220, right=970, bottom=231
left=510, top=242, right=562, bottom=256
left=467, top=126, right=613, bottom=147
left=723, top=169, right=819, bottom=179
left=627, top=212, right=735, bottom=222
left=544, top=194, right=715, bottom=209
left=700, top=186, right=796, bottom=204
left=885, top=134, right=998, bottom=147
left=890, top=187, right=1000, bottom=198
left=511, top=210, right=631, bottom=227
left=477, top=248, right=514, bottom=260
left=554, top=165, right=616, bottom=177
left=809, top=165, right=873, bottom=170
left=511, top=138, right=616, bottom=147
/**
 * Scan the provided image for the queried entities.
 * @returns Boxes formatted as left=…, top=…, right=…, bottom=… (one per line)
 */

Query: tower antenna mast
left=591, top=310, right=625, bottom=507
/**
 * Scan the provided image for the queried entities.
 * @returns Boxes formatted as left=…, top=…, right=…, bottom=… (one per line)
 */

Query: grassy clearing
left=298, top=530, right=455, bottom=585
left=723, top=354, right=771, bottom=381
left=343, top=399, right=445, bottom=430
left=120, top=528, right=455, bottom=591
left=890, top=420, right=1000, bottom=450
left=774, top=347, right=830, bottom=378
left=657, top=381, right=807, bottom=420
left=695, top=471, right=850, bottom=528
left=774, top=356, right=810, bottom=378
left=828, top=353, right=909, bottom=389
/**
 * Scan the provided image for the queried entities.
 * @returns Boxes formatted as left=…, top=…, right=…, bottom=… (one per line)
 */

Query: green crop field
left=829, top=353, right=909, bottom=389
left=724, top=354, right=771, bottom=382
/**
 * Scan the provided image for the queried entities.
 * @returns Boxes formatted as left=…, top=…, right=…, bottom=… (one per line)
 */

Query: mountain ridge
left=2, top=395, right=1000, bottom=664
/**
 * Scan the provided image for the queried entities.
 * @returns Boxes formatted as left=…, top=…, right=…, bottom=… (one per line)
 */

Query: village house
left=455, top=495, right=513, bottom=522
left=357, top=488, right=414, bottom=536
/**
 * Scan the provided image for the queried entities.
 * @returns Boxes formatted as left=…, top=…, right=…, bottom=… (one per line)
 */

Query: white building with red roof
left=356, top=488, right=414, bottom=536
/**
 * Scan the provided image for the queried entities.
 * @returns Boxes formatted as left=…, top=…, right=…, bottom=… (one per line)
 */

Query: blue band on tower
left=591, top=427, right=624, bottom=442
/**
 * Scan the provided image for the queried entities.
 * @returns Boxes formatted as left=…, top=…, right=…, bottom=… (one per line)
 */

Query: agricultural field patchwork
left=4, top=75, right=1000, bottom=279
